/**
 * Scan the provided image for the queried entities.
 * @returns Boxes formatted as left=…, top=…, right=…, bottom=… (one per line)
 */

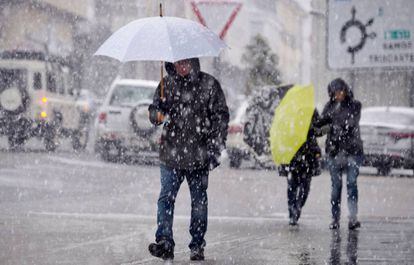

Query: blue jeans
left=328, top=155, right=363, bottom=221
left=155, top=164, right=209, bottom=250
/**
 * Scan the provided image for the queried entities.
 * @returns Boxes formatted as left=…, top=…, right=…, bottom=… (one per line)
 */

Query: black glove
left=148, top=105, right=163, bottom=125
left=208, top=152, right=220, bottom=171
left=315, top=124, right=331, bottom=136
left=278, top=165, right=288, bottom=177
left=159, top=98, right=172, bottom=113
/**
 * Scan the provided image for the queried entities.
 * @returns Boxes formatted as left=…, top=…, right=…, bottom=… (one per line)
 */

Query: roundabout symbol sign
left=328, top=0, right=414, bottom=69
left=340, top=6, right=376, bottom=64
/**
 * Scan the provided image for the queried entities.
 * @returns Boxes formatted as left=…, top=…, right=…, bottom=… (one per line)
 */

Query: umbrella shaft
left=160, top=61, right=164, bottom=100
left=160, top=4, right=164, bottom=100
left=160, top=3, right=163, bottom=17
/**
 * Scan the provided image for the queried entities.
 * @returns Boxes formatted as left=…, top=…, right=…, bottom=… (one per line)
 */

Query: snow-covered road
left=0, top=141, right=413, bottom=264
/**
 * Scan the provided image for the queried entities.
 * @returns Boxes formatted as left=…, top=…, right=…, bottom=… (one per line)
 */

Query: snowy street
left=1, top=0, right=414, bottom=264
left=0, top=141, right=413, bottom=265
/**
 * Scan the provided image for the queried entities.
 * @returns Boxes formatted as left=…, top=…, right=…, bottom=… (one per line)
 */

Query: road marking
left=48, top=156, right=115, bottom=168
left=28, top=211, right=290, bottom=222
left=0, top=175, right=63, bottom=190
left=53, top=231, right=142, bottom=252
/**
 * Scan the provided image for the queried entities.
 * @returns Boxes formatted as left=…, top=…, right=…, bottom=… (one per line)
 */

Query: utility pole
left=410, top=71, right=414, bottom=107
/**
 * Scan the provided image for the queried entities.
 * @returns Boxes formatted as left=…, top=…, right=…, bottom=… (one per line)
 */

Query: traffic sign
left=328, top=0, right=414, bottom=69
left=191, top=0, right=242, bottom=39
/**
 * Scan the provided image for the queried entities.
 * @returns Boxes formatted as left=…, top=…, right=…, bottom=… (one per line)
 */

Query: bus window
left=57, top=72, right=65, bottom=95
left=33, top=72, right=42, bottom=90
left=47, top=72, right=57, bottom=93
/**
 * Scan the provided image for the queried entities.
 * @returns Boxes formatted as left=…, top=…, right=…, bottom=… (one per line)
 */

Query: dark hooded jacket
left=278, top=110, right=322, bottom=177
left=317, top=78, right=364, bottom=157
left=148, top=58, right=229, bottom=170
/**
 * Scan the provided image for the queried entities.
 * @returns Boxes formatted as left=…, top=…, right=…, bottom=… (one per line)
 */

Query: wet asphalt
left=0, top=138, right=413, bottom=264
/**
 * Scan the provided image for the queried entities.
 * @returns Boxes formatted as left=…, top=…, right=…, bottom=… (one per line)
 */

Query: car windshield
left=361, top=111, right=414, bottom=125
left=109, top=85, right=154, bottom=107
left=0, top=68, right=27, bottom=90
left=232, top=101, right=249, bottom=123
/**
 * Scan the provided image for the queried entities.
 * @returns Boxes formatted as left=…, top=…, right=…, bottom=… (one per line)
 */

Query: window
left=57, top=73, right=65, bottom=95
left=33, top=72, right=42, bottom=90
left=362, top=111, right=414, bottom=126
left=109, top=85, right=154, bottom=107
left=47, top=72, right=57, bottom=93
left=0, top=69, right=27, bottom=90
left=47, top=72, right=65, bottom=94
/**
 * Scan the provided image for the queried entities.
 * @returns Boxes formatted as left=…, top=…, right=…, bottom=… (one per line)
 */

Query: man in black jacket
left=317, top=78, right=364, bottom=230
left=147, top=58, right=229, bottom=261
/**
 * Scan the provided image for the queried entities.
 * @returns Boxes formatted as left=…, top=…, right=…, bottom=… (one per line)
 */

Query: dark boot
left=289, top=218, right=298, bottom=226
left=329, top=220, right=340, bottom=230
left=348, top=220, right=361, bottom=230
left=148, top=240, right=174, bottom=260
left=190, top=248, right=205, bottom=261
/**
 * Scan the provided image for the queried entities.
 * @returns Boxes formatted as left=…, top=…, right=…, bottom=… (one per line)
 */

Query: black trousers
left=287, top=170, right=312, bottom=220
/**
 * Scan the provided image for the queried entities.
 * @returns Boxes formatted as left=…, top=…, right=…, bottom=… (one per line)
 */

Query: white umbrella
left=94, top=16, right=227, bottom=63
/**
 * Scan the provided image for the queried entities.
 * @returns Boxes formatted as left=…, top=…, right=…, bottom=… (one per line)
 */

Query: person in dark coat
left=147, top=58, right=229, bottom=261
left=316, top=78, right=364, bottom=230
left=278, top=110, right=322, bottom=226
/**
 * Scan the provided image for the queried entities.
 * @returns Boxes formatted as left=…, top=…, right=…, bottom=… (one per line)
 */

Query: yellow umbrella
left=269, top=84, right=315, bottom=165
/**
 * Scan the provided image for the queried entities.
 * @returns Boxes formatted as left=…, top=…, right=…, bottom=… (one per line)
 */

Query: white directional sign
left=328, top=0, right=414, bottom=69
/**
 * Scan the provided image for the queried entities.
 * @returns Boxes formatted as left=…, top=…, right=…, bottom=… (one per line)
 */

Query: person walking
left=147, top=58, right=229, bottom=261
left=317, top=78, right=364, bottom=230
left=278, top=110, right=322, bottom=226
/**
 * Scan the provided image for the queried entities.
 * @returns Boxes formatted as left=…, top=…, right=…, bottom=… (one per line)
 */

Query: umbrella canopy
left=269, top=84, right=315, bottom=165
left=94, top=16, right=227, bottom=63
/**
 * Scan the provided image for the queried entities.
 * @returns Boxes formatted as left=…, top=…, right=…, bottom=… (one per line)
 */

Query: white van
left=0, top=51, right=89, bottom=151
left=94, top=78, right=160, bottom=162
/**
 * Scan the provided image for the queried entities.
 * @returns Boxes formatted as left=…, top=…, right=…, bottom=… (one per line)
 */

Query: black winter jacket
left=278, top=110, right=322, bottom=177
left=317, top=80, right=364, bottom=157
left=148, top=58, right=229, bottom=170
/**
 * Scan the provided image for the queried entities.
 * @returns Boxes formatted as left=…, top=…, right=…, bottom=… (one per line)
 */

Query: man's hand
left=315, top=124, right=331, bottom=137
left=148, top=106, right=165, bottom=126
left=208, top=153, right=220, bottom=171
left=156, top=112, right=165, bottom=123
left=320, top=124, right=330, bottom=135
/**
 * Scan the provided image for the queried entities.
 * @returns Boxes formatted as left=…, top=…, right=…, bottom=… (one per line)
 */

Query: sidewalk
left=128, top=215, right=414, bottom=265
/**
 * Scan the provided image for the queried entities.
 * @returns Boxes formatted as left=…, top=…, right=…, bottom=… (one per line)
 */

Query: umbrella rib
left=163, top=18, right=176, bottom=62
left=122, top=18, right=153, bottom=62
left=203, top=30, right=227, bottom=56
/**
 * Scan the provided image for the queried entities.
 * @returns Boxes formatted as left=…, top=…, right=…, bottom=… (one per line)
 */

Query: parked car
left=360, top=106, right=414, bottom=175
left=226, top=85, right=291, bottom=169
left=94, top=78, right=160, bottom=162
left=226, top=100, right=250, bottom=168
left=0, top=51, right=89, bottom=151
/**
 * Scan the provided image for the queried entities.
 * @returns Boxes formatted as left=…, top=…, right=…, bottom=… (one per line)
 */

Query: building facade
left=0, top=0, right=95, bottom=90
left=0, top=0, right=93, bottom=56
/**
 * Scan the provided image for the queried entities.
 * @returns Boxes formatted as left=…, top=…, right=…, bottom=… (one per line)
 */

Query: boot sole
left=148, top=245, right=174, bottom=260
